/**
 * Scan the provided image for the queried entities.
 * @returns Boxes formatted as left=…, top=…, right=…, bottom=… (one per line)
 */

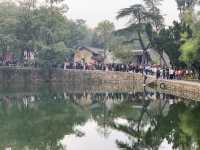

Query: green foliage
left=39, top=47, right=62, bottom=68
left=92, top=20, right=115, bottom=49
left=64, top=19, right=92, bottom=49
left=116, top=0, right=164, bottom=65
left=180, top=38, right=200, bottom=63
left=0, top=2, right=19, bottom=56
left=0, top=1, right=93, bottom=66
left=178, top=9, right=200, bottom=77
left=109, top=36, right=134, bottom=63
left=149, top=21, right=191, bottom=67
left=179, top=105, right=200, bottom=149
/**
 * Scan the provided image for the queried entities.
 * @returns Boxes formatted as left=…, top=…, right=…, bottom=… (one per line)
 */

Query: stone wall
left=0, top=67, right=40, bottom=84
left=52, top=69, right=144, bottom=83
left=0, top=67, right=146, bottom=85
left=156, top=79, right=200, bottom=100
left=1, top=67, right=200, bottom=101
left=0, top=67, right=147, bottom=93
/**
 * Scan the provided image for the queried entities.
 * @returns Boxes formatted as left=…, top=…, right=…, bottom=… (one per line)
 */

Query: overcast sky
left=65, top=0, right=179, bottom=29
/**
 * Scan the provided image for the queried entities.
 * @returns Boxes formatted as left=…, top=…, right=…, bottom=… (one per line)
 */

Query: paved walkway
left=158, top=78, right=200, bottom=87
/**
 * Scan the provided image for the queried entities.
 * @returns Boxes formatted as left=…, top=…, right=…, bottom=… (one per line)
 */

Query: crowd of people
left=64, top=62, right=194, bottom=80
left=146, top=66, right=193, bottom=80
left=64, top=62, right=147, bottom=72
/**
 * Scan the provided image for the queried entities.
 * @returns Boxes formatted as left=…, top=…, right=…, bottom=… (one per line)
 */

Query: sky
left=65, top=0, right=179, bottom=29
left=2, top=0, right=179, bottom=29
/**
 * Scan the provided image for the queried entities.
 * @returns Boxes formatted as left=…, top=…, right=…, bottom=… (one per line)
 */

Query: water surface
left=1, top=84, right=200, bottom=150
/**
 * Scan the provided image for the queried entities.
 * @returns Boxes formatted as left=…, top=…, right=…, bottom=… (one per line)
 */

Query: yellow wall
left=74, top=49, right=93, bottom=64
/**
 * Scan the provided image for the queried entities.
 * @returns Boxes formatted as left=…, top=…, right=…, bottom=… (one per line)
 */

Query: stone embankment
left=0, top=67, right=145, bottom=84
left=0, top=67, right=200, bottom=100
left=155, top=79, right=200, bottom=101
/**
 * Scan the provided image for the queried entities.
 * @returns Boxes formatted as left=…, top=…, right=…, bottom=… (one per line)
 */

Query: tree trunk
left=192, top=63, right=200, bottom=80
left=137, top=31, right=148, bottom=66
left=159, top=50, right=168, bottom=67
left=198, top=67, right=200, bottom=80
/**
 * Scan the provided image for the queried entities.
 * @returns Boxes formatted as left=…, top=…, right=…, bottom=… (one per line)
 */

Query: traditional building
left=74, top=47, right=171, bottom=66
left=74, top=46, right=104, bottom=64
left=131, top=49, right=171, bottom=66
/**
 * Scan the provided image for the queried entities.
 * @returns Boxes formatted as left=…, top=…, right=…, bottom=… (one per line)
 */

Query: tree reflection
left=0, top=89, right=89, bottom=150
left=89, top=91, right=151, bottom=142
left=1, top=85, right=200, bottom=150
left=108, top=91, right=200, bottom=150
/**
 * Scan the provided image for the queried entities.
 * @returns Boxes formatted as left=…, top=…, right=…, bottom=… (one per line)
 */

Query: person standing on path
left=143, top=65, right=148, bottom=85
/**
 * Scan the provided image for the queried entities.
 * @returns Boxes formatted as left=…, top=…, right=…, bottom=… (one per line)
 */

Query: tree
left=0, top=0, right=95, bottom=67
left=179, top=12, right=200, bottom=78
left=116, top=0, right=164, bottom=66
left=108, top=36, right=134, bottom=63
left=147, top=20, right=193, bottom=67
left=15, top=1, right=71, bottom=67
left=92, top=20, right=115, bottom=59
left=92, top=20, right=115, bottom=48
left=0, top=2, right=19, bottom=58
left=64, top=19, right=92, bottom=49
left=173, top=0, right=200, bottom=78
left=15, top=0, right=36, bottom=61
left=175, top=0, right=199, bottom=16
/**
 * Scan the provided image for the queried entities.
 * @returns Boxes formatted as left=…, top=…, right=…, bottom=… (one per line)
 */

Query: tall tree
left=0, top=2, right=19, bottom=56
left=175, top=0, right=200, bottom=21
left=15, top=0, right=38, bottom=61
left=92, top=20, right=115, bottom=58
left=65, top=19, right=92, bottom=49
left=179, top=10, right=200, bottom=78
left=151, top=21, right=190, bottom=67
left=173, top=0, right=200, bottom=77
left=116, top=0, right=164, bottom=66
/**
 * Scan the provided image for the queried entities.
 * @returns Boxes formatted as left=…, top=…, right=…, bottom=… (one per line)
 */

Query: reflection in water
left=0, top=85, right=200, bottom=150
left=0, top=90, right=89, bottom=150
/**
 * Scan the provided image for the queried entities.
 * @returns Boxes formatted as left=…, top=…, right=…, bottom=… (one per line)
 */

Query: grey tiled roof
left=78, top=46, right=104, bottom=55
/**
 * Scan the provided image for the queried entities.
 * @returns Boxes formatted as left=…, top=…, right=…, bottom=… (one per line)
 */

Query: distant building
left=131, top=49, right=171, bottom=66
left=74, top=47, right=171, bottom=66
left=74, top=46, right=104, bottom=64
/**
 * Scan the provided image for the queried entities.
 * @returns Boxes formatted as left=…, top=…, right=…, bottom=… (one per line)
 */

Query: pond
left=0, top=84, right=200, bottom=150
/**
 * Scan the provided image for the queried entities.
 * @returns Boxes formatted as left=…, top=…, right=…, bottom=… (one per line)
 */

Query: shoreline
left=0, top=67, right=199, bottom=100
